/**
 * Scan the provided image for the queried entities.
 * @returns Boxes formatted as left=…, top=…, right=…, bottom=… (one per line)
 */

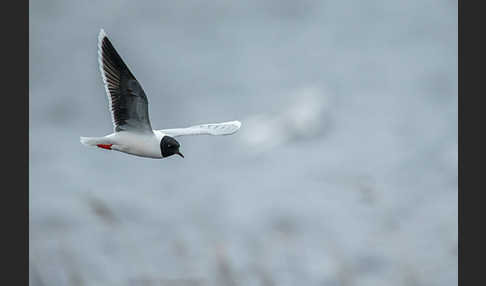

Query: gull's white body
left=82, top=131, right=165, bottom=158
left=80, top=29, right=241, bottom=159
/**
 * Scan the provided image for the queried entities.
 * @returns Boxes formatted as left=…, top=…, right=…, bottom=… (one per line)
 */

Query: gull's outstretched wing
left=98, top=29, right=153, bottom=133
left=158, top=121, right=241, bottom=137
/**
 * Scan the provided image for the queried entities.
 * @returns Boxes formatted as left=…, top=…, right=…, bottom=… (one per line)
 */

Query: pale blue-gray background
left=29, top=1, right=457, bottom=285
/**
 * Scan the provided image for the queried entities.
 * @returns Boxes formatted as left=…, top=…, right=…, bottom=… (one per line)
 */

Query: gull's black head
left=160, top=136, right=184, bottom=158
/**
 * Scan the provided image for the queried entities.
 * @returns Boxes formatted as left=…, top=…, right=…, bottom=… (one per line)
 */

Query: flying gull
left=80, top=29, right=241, bottom=159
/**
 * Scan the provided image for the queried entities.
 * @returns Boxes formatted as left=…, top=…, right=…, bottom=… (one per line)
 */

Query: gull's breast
left=112, top=131, right=162, bottom=159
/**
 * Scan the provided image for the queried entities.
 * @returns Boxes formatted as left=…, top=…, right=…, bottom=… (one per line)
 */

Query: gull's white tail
left=80, top=136, right=107, bottom=147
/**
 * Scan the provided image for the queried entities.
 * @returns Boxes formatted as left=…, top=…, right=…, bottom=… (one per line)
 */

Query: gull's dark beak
left=177, top=151, right=184, bottom=158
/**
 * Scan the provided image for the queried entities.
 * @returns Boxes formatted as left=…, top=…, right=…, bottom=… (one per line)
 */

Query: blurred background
left=29, top=0, right=457, bottom=285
